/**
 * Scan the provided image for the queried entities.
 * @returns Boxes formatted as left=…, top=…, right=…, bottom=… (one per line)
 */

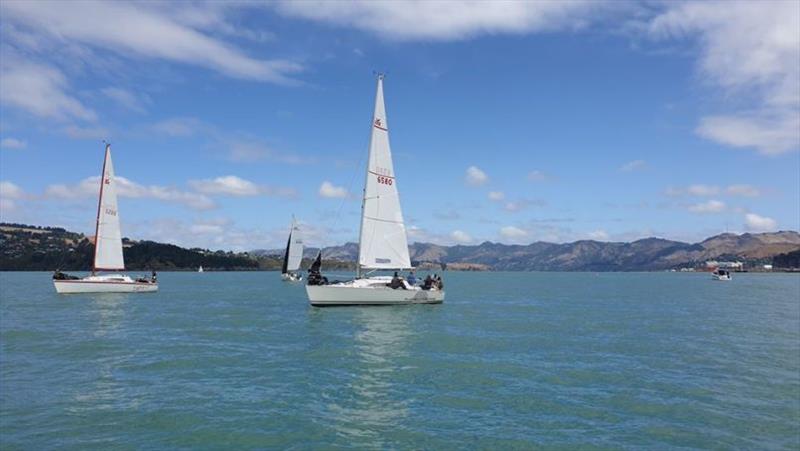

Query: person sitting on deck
left=388, top=272, right=406, bottom=290
left=407, top=270, right=417, bottom=285
left=422, top=275, right=433, bottom=290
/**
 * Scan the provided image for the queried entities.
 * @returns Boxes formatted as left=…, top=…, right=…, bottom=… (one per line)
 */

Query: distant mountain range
left=2, top=222, right=799, bottom=271
left=254, top=231, right=800, bottom=271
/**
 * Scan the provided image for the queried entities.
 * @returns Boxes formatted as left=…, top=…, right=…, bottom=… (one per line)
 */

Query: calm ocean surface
left=1, top=271, right=798, bottom=449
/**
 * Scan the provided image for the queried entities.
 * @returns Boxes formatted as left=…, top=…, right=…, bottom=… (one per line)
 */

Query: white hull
left=712, top=274, right=732, bottom=281
left=54, top=274, right=158, bottom=294
left=306, top=277, right=444, bottom=306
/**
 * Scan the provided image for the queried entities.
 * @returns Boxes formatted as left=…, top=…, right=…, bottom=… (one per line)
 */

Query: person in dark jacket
left=388, top=272, right=406, bottom=289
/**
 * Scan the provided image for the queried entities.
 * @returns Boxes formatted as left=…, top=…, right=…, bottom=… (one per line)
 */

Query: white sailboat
left=306, top=75, right=445, bottom=306
left=281, top=216, right=304, bottom=282
left=53, top=143, right=158, bottom=294
left=198, top=265, right=204, bottom=273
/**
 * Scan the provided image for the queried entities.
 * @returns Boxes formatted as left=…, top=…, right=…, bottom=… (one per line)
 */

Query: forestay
left=93, top=144, right=125, bottom=271
left=357, top=75, right=412, bottom=271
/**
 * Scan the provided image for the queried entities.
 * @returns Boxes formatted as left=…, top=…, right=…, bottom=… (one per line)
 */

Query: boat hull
left=281, top=273, right=302, bottom=282
left=53, top=274, right=158, bottom=294
left=306, top=282, right=444, bottom=306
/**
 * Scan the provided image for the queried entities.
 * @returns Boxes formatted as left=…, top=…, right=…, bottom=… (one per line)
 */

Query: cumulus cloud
left=726, top=184, right=760, bottom=197
left=500, top=225, right=529, bottom=240
left=0, top=181, right=24, bottom=213
left=744, top=213, right=777, bottom=232
left=190, top=176, right=297, bottom=198
left=318, top=181, right=348, bottom=198
left=0, top=138, right=27, bottom=149
left=465, top=166, right=488, bottom=186
left=45, top=176, right=216, bottom=210
left=688, top=199, right=726, bottom=214
left=488, top=191, right=505, bottom=201
left=450, top=230, right=473, bottom=244
left=618, top=159, right=646, bottom=172
left=667, top=184, right=762, bottom=198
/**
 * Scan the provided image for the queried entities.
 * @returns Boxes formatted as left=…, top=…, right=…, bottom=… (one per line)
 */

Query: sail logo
left=104, top=178, right=111, bottom=185
left=375, top=258, right=391, bottom=264
left=373, top=118, right=387, bottom=130
left=105, top=208, right=117, bottom=216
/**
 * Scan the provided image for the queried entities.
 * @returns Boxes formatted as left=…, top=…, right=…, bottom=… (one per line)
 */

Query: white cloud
left=649, top=2, right=800, bottom=154
left=618, top=159, right=646, bottom=172
left=45, top=176, right=215, bottom=210
left=500, top=225, right=528, bottom=240
left=503, top=198, right=545, bottom=212
left=152, top=117, right=203, bottom=137
left=1, top=0, right=303, bottom=84
left=688, top=199, right=726, bottom=214
left=587, top=230, right=610, bottom=241
left=744, top=213, right=777, bottom=232
left=0, top=138, right=27, bottom=149
left=101, top=87, right=147, bottom=113
left=687, top=184, right=720, bottom=196
left=63, top=125, right=109, bottom=140
left=190, top=176, right=298, bottom=198
left=527, top=170, right=549, bottom=182
left=450, top=230, right=473, bottom=244
left=0, top=181, right=24, bottom=199
left=0, top=180, right=25, bottom=212
left=189, top=176, right=260, bottom=196
left=667, top=184, right=762, bottom=198
left=273, top=1, right=605, bottom=41
left=697, top=114, right=799, bottom=155
left=465, top=165, right=488, bottom=186
left=487, top=191, right=505, bottom=201
left=726, top=184, right=760, bottom=197
left=0, top=53, right=96, bottom=122
left=318, top=181, right=348, bottom=198
left=225, top=139, right=314, bottom=164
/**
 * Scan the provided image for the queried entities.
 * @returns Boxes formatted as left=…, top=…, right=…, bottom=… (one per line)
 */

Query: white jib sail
left=287, top=219, right=304, bottom=272
left=357, top=75, right=412, bottom=270
left=93, top=144, right=125, bottom=271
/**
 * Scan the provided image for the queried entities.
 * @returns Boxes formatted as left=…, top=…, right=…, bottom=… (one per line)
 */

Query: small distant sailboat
left=53, top=143, right=158, bottom=294
left=281, top=217, right=304, bottom=282
left=198, top=265, right=204, bottom=273
left=306, top=75, right=444, bottom=306
left=711, top=268, right=731, bottom=281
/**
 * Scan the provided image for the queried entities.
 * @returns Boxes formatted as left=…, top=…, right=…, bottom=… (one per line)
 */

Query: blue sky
left=1, top=1, right=798, bottom=250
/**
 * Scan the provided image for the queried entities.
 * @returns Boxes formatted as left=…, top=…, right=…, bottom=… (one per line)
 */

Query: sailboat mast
left=91, top=143, right=110, bottom=274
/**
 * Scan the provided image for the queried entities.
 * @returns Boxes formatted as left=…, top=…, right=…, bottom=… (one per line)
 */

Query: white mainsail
left=286, top=218, right=304, bottom=272
left=93, top=144, right=125, bottom=271
left=357, top=75, right=412, bottom=272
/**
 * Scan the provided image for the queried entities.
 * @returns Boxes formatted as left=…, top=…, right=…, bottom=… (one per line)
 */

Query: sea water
left=1, top=271, right=798, bottom=449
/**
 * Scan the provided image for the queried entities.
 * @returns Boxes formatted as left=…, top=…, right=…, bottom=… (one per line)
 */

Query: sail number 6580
left=377, top=176, right=393, bottom=185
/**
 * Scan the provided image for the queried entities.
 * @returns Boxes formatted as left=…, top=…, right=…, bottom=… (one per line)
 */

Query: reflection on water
left=317, top=308, right=413, bottom=446
left=69, top=294, right=137, bottom=414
